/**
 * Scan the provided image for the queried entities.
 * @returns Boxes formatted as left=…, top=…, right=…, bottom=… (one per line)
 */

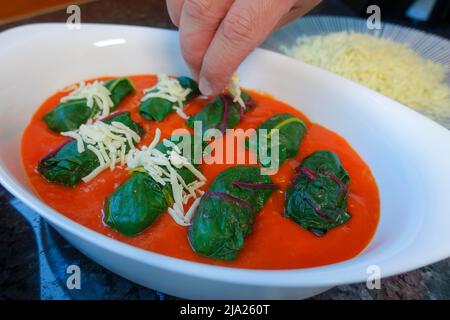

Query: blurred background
left=1, top=0, right=450, bottom=35
left=1, top=0, right=450, bottom=300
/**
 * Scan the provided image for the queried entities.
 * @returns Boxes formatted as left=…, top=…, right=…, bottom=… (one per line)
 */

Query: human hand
left=167, top=0, right=321, bottom=96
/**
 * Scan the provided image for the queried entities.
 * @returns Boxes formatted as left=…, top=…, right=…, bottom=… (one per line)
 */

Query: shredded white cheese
left=60, top=80, right=114, bottom=119
left=226, top=72, right=246, bottom=109
left=126, top=129, right=206, bottom=226
left=184, top=196, right=202, bottom=222
left=141, top=74, right=192, bottom=119
left=282, top=32, right=450, bottom=123
left=61, top=120, right=140, bottom=182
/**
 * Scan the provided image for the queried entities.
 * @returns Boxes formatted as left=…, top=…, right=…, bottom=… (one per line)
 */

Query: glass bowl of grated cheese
left=263, top=15, right=450, bottom=128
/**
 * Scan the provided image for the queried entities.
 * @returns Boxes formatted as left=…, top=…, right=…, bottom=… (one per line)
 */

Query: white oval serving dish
left=1, top=24, right=450, bottom=299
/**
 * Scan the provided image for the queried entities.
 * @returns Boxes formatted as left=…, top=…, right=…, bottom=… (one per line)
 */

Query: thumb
left=198, top=0, right=295, bottom=96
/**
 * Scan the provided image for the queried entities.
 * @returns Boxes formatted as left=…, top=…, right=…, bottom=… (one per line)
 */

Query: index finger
left=198, top=0, right=296, bottom=95
left=178, top=0, right=233, bottom=79
left=166, top=0, right=184, bottom=27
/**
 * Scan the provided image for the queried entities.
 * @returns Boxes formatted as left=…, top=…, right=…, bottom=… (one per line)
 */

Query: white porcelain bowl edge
left=1, top=24, right=450, bottom=299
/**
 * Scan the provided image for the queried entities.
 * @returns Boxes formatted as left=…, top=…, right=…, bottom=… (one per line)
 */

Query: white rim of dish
left=1, top=23, right=449, bottom=288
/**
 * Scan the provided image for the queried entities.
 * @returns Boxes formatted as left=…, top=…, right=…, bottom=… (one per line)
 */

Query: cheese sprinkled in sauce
left=126, top=128, right=206, bottom=226
left=61, top=120, right=140, bottom=182
left=60, top=81, right=114, bottom=119
left=141, top=74, right=192, bottom=119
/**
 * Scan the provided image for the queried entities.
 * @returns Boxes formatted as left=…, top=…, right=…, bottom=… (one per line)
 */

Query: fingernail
left=190, top=68, right=199, bottom=81
left=199, top=78, right=214, bottom=96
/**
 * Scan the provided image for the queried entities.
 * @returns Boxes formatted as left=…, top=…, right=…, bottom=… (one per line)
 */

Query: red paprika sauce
left=21, top=75, right=380, bottom=270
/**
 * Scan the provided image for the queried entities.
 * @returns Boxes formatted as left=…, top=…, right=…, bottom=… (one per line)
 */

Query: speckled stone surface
left=1, top=0, right=449, bottom=300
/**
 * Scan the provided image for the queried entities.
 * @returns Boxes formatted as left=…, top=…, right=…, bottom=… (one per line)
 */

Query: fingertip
left=190, top=68, right=200, bottom=82
left=199, top=77, right=214, bottom=96
left=166, top=0, right=184, bottom=28
left=199, top=63, right=232, bottom=96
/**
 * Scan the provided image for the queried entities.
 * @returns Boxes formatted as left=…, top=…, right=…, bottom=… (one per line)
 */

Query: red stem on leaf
left=305, top=197, right=333, bottom=223
left=98, top=110, right=127, bottom=122
left=232, top=180, right=278, bottom=190
left=39, top=139, right=75, bottom=164
left=206, top=191, right=252, bottom=213
left=320, top=170, right=348, bottom=198
left=298, top=166, right=317, bottom=180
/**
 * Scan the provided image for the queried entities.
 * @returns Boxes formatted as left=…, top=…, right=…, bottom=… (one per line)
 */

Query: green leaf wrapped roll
left=38, top=111, right=143, bottom=187
left=138, top=76, right=200, bottom=121
left=186, top=91, right=254, bottom=133
left=285, top=150, right=351, bottom=236
left=44, top=78, right=135, bottom=133
left=248, top=113, right=307, bottom=168
left=189, top=166, right=275, bottom=260
left=105, top=171, right=173, bottom=236
left=104, top=134, right=202, bottom=236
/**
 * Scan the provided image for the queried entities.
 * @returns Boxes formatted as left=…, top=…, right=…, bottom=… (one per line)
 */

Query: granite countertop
left=1, top=0, right=449, bottom=300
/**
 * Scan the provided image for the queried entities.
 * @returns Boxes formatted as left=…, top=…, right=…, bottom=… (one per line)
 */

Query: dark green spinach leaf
left=188, top=166, right=274, bottom=260
left=44, top=78, right=135, bottom=133
left=103, top=134, right=202, bottom=236
left=138, top=76, right=200, bottom=121
left=102, top=110, right=144, bottom=136
left=205, top=165, right=273, bottom=213
left=284, top=150, right=351, bottom=236
left=38, top=111, right=143, bottom=187
left=104, top=172, right=172, bottom=236
left=186, top=91, right=253, bottom=132
left=154, top=133, right=204, bottom=183
left=248, top=113, right=307, bottom=168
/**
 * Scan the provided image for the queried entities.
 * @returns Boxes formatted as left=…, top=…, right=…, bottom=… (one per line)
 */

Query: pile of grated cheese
left=282, top=32, right=450, bottom=121
left=141, top=74, right=193, bottom=119
left=61, top=120, right=141, bottom=182
left=61, top=80, right=114, bottom=119
left=126, top=128, right=206, bottom=226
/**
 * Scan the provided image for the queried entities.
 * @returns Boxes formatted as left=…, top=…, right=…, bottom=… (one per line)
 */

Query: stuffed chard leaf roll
left=186, top=91, right=254, bottom=133
left=104, top=134, right=205, bottom=236
left=44, top=78, right=135, bottom=133
left=139, top=75, right=200, bottom=121
left=189, top=166, right=276, bottom=260
left=248, top=113, right=307, bottom=168
left=104, top=171, right=172, bottom=236
left=38, top=111, right=143, bottom=187
left=285, top=150, right=351, bottom=236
